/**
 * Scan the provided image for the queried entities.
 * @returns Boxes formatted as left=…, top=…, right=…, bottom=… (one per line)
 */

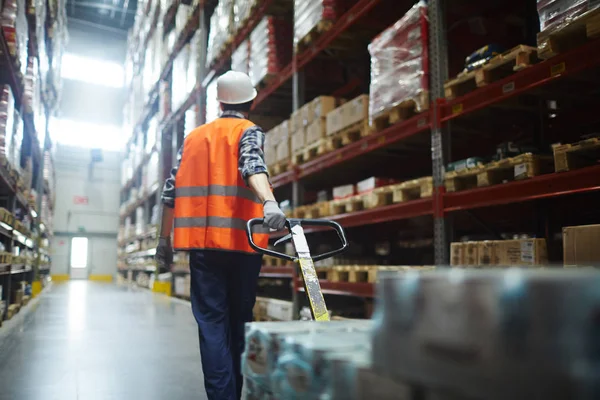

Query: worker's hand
left=155, top=237, right=173, bottom=269
left=263, top=200, right=286, bottom=230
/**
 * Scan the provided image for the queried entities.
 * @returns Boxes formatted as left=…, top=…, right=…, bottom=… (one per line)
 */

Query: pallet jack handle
left=246, top=218, right=348, bottom=262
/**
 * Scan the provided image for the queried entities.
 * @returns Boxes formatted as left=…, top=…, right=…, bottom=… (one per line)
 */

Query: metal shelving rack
left=0, top=25, right=55, bottom=320
left=119, top=0, right=600, bottom=317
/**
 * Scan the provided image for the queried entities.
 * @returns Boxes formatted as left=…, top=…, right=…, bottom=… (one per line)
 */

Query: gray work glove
left=155, top=237, right=173, bottom=269
left=263, top=200, right=286, bottom=230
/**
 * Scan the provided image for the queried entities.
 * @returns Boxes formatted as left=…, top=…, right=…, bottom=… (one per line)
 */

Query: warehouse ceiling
left=66, top=0, right=139, bottom=32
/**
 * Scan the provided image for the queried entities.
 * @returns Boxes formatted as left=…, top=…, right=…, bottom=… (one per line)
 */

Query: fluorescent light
left=31, top=209, right=38, bottom=218
left=61, top=53, right=125, bottom=88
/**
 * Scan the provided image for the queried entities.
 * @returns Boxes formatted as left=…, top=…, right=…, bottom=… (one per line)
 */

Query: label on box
left=521, top=241, right=534, bottom=263
left=514, top=163, right=527, bottom=179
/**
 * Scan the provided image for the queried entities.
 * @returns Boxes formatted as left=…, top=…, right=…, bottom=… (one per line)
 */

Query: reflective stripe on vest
left=173, top=117, right=270, bottom=253
left=176, top=185, right=261, bottom=204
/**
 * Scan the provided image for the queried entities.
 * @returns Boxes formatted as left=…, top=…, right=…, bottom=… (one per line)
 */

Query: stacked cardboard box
left=249, top=16, right=293, bottom=88
left=265, top=120, right=291, bottom=168
left=368, top=2, right=429, bottom=123
left=326, top=94, right=369, bottom=136
left=563, top=224, right=600, bottom=267
left=450, top=238, right=548, bottom=267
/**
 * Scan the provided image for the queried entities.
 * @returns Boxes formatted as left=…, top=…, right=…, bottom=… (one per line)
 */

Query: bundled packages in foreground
left=368, top=1, right=429, bottom=123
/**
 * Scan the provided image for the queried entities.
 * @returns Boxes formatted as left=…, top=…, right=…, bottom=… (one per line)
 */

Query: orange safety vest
left=173, top=117, right=270, bottom=253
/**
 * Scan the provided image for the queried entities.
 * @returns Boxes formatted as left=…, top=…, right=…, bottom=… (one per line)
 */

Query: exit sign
left=73, top=196, right=89, bottom=205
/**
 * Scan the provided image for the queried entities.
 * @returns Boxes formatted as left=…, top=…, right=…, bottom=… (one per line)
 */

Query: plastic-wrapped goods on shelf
left=0, top=86, right=16, bottom=166
left=368, top=1, right=429, bottom=124
left=172, top=43, right=192, bottom=111
left=145, top=117, right=158, bottom=154
left=206, top=0, right=234, bottom=68
left=537, top=0, right=597, bottom=32
left=186, top=32, right=200, bottom=95
left=1, top=0, right=29, bottom=75
left=42, top=150, right=55, bottom=192
left=242, top=320, right=372, bottom=392
left=233, top=0, right=257, bottom=33
left=159, top=80, right=171, bottom=121
left=231, top=39, right=250, bottom=75
left=175, top=3, right=192, bottom=38
left=294, top=0, right=353, bottom=46
left=249, top=16, right=293, bottom=87
left=205, top=78, right=220, bottom=123
left=146, top=151, right=160, bottom=192
left=371, top=269, right=600, bottom=399
left=11, top=115, right=24, bottom=174
left=184, top=107, right=198, bottom=134
left=135, top=207, right=144, bottom=235
left=22, top=57, right=38, bottom=114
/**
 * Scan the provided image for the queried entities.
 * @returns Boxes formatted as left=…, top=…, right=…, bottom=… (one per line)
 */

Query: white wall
left=51, top=145, right=121, bottom=276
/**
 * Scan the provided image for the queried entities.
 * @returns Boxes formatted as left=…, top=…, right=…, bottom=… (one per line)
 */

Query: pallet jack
left=246, top=218, right=348, bottom=321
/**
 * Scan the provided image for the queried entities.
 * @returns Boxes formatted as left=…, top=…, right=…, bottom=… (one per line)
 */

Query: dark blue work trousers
left=189, top=250, right=262, bottom=400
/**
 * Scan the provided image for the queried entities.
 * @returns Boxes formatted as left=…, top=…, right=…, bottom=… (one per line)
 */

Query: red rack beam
left=252, top=0, right=383, bottom=109
left=296, top=279, right=375, bottom=298
left=441, top=38, right=600, bottom=122
left=444, top=165, right=600, bottom=212
left=271, top=169, right=297, bottom=189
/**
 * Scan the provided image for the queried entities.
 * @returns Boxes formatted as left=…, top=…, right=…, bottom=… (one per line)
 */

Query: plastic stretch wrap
left=368, top=1, right=429, bottom=122
left=175, top=3, right=192, bottom=37
left=242, top=320, right=372, bottom=393
left=206, top=0, right=234, bottom=67
left=537, top=0, right=598, bottom=32
left=172, top=43, right=191, bottom=111
left=11, top=116, right=23, bottom=174
left=249, top=16, right=293, bottom=87
left=231, top=39, right=250, bottom=75
left=371, top=269, right=600, bottom=399
left=42, top=150, right=54, bottom=192
left=294, top=0, right=351, bottom=45
left=233, top=0, right=257, bottom=33
left=0, top=86, right=16, bottom=166
left=205, top=79, right=220, bottom=123
left=1, top=0, right=28, bottom=75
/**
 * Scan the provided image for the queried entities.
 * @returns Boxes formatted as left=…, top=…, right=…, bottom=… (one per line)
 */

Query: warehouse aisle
left=0, top=281, right=207, bottom=400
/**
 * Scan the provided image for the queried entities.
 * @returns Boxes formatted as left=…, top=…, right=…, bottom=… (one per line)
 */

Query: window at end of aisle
left=61, top=53, right=125, bottom=89
left=70, top=237, right=89, bottom=269
left=49, top=118, right=125, bottom=151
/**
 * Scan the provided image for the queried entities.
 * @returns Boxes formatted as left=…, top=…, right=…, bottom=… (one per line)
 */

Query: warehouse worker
left=154, top=70, right=286, bottom=400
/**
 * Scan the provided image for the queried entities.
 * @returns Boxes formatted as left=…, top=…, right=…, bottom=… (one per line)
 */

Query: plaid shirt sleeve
left=161, top=145, right=183, bottom=208
left=238, top=125, right=269, bottom=183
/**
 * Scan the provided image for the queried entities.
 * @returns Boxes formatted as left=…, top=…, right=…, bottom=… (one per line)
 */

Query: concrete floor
left=0, top=281, right=207, bottom=400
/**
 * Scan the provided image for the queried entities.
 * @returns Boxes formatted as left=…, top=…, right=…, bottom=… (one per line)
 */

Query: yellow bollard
left=32, top=281, right=42, bottom=298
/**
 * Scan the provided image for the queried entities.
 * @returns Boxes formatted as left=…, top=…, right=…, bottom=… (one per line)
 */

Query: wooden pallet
left=371, top=91, right=430, bottom=132
left=329, top=196, right=364, bottom=215
left=537, top=8, right=600, bottom=60
left=269, top=159, right=290, bottom=176
left=553, top=137, right=600, bottom=172
left=326, top=119, right=372, bottom=151
left=360, top=177, right=433, bottom=209
left=445, top=154, right=553, bottom=192
left=444, top=45, right=538, bottom=100
left=0, top=252, right=12, bottom=264
left=6, top=304, right=19, bottom=320
left=292, top=139, right=328, bottom=165
left=296, top=20, right=333, bottom=52
left=324, top=265, right=436, bottom=283
left=293, top=201, right=331, bottom=219
left=0, top=207, right=14, bottom=227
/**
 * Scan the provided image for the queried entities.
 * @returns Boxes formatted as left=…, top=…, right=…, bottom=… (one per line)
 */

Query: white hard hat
left=216, top=71, right=257, bottom=104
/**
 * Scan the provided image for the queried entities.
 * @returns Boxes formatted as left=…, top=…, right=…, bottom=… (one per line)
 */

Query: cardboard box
left=309, top=96, right=340, bottom=122
left=464, top=242, right=479, bottom=265
left=450, top=242, right=465, bottom=266
left=306, top=118, right=327, bottom=145
left=563, top=224, right=600, bottom=266
left=291, top=129, right=306, bottom=153
left=266, top=298, right=293, bottom=321
left=290, top=109, right=306, bottom=133
left=477, top=241, right=499, bottom=266
left=333, top=184, right=355, bottom=200
left=326, top=94, right=369, bottom=136
left=276, top=139, right=290, bottom=162
left=497, top=238, right=547, bottom=266
left=279, top=119, right=290, bottom=140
